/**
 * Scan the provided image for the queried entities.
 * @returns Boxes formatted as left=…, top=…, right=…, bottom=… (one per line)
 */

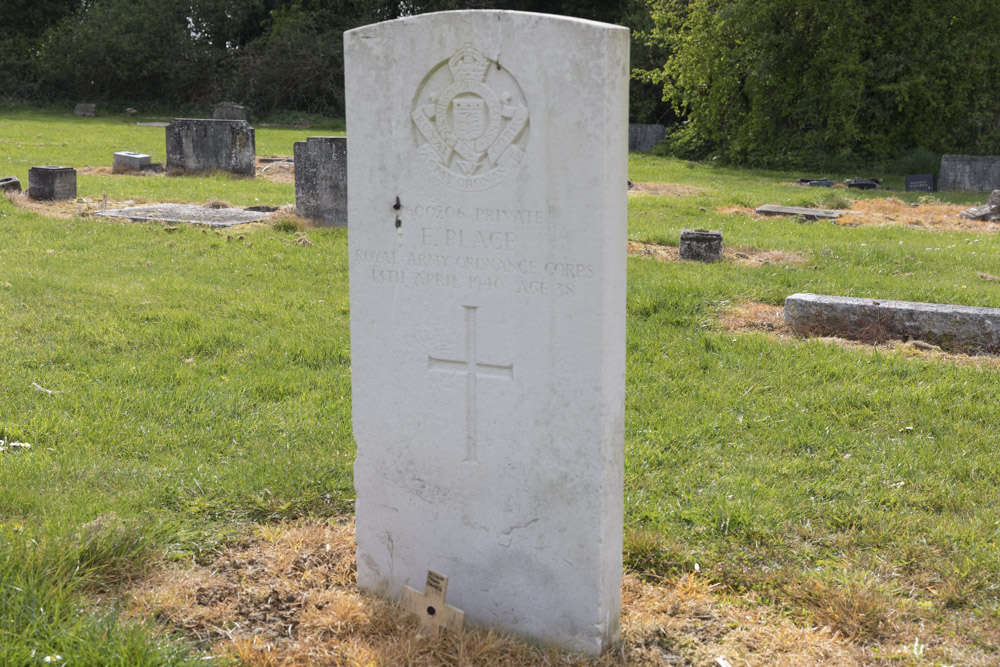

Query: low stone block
left=165, top=119, right=255, bottom=177
left=74, top=103, right=96, bottom=117
left=28, top=166, right=76, bottom=201
left=294, top=136, right=347, bottom=226
left=0, top=176, right=21, bottom=193
left=755, top=204, right=846, bottom=220
left=113, top=151, right=152, bottom=173
left=939, top=155, right=1000, bottom=192
left=679, top=228, right=722, bottom=262
left=213, top=103, right=249, bottom=121
left=807, top=180, right=835, bottom=187
left=785, top=293, right=1000, bottom=351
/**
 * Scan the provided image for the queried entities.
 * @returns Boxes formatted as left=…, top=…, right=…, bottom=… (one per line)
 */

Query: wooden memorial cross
left=399, top=570, right=465, bottom=635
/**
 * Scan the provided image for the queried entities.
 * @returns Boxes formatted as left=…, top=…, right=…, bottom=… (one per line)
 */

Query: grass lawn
left=2, top=109, right=999, bottom=665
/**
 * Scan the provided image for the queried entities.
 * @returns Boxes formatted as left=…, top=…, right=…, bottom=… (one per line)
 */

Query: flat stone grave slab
left=755, top=204, right=847, bottom=220
left=95, top=203, right=271, bottom=227
left=785, top=292, right=1000, bottom=352
left=346, top=10, right=627, bottom=655
left=136, top=122, right=170, bottom=127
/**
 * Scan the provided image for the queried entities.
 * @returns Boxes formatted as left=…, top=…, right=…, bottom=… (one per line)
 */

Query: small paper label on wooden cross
left=399, top=570, right=465, bottom=635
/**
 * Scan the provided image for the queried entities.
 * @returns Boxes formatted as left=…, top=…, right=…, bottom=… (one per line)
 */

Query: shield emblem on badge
left=452, top=96, right=485, bottom=141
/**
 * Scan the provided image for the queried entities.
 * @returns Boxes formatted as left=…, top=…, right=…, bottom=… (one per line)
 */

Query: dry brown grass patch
left=128, top=518, right=902, bottom=666
left=257, top=156, right=295, bottom=184
left=628, top=240, right=809, bottom=267
left=4, top=190, right=156, bottom=219
left=628, top=182, right=709, bottom=197
left=719, top=197, right=999, bottom=233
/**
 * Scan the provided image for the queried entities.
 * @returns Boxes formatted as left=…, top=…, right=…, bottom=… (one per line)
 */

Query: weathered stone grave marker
left=294, top=136, right=347, bottom=226
left=28, top=166, right=76, bottom=200
left=400, top=570, right=466, bottom=635
left=679, top=228, right=722, bottom=262
left=213, top=103, right=249, bottom=121
left=0, top=176, right=21, bottom=193
left=165, top=119, right=255, bottom=176
left=345, top=10, right=628, bottom=655
left=74, top=103, right=96, bottom=117
left=939, top=155, right=1000, bottom=192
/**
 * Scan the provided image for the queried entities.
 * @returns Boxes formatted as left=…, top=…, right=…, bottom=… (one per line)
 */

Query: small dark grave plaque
left=28, top=166, right=76, bottom=201
left=807, top=180, right=835, bottom=187
left=905, top=174, right=935, bottom=192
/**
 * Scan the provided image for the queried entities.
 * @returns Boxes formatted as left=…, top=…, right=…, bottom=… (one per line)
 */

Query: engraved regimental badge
left=412, top=44, right=529, bottom=191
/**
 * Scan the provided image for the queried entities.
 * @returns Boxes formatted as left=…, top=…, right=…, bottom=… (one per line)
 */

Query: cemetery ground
left=1, top=109, right=999, bottom=665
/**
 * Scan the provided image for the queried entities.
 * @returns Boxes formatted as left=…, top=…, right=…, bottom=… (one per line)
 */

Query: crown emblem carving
left=449, top=43, right=490, bottom=83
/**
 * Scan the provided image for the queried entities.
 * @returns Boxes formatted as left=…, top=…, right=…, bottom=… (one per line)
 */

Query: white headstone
left=345, top=11, right=628, bottom=654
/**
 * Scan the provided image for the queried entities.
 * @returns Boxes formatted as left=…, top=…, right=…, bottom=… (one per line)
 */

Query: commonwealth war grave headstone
left=345, top=11, right=628, bottom=654
left=294, top=136, right=347, bottom=226
left=165, top=119, right=255, bottom=176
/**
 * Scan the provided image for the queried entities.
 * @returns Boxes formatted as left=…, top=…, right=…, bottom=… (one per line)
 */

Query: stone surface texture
left=679, top=228, right=722, bottom=262
left=755, top=204, right=845, bottom=220
left=939, top=155, right=1000, bottom=192
left=113, top=151, right=152, bottom=172
left=294, top=136, right=347, bottom=226
left=628, top=124, right=665, bottom=152
left=27, top=166, right=76, bottom=201
left=213, top=103, right=249, bottom=121
left=74, top=103, right=96, bottom=117
left=165, top=119, right=255, bottom=176
left=958, top=191, right=1000, bottom=221
left=346, top=11, right=627, bottom=655
left=0, top=176, right=21, bottom=193
left=95, top=204, right=271, bottom=227
left=785, top=293, right=1000, bottom=351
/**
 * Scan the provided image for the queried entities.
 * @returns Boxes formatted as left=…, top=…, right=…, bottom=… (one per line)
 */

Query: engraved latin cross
left=428, top=305, right=513, bottom=462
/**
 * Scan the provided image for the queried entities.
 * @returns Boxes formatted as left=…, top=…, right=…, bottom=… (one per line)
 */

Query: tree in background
left=643, top=0, right=1000, bottom=167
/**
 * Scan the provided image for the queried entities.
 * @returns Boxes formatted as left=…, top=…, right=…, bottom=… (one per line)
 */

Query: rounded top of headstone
left=987, top=189, right=1000, bottom=207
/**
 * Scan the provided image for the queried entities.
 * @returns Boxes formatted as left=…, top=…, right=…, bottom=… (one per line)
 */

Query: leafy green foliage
left=644, top=0, right=1000, bottom=167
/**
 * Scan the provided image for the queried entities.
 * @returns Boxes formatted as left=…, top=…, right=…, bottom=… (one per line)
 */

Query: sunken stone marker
left=74, top=103, right=96, bottom=117
left=165, top=119, right=255, bottom=177
left=28, top=166, right=76, bottom=200
left=213, top=103, right=248, bottom=121
left=345, top=11, right=628, bottom=655
left=293, top=136, right=347, bottom=226
left=0, top=176, right=21, bottom=193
